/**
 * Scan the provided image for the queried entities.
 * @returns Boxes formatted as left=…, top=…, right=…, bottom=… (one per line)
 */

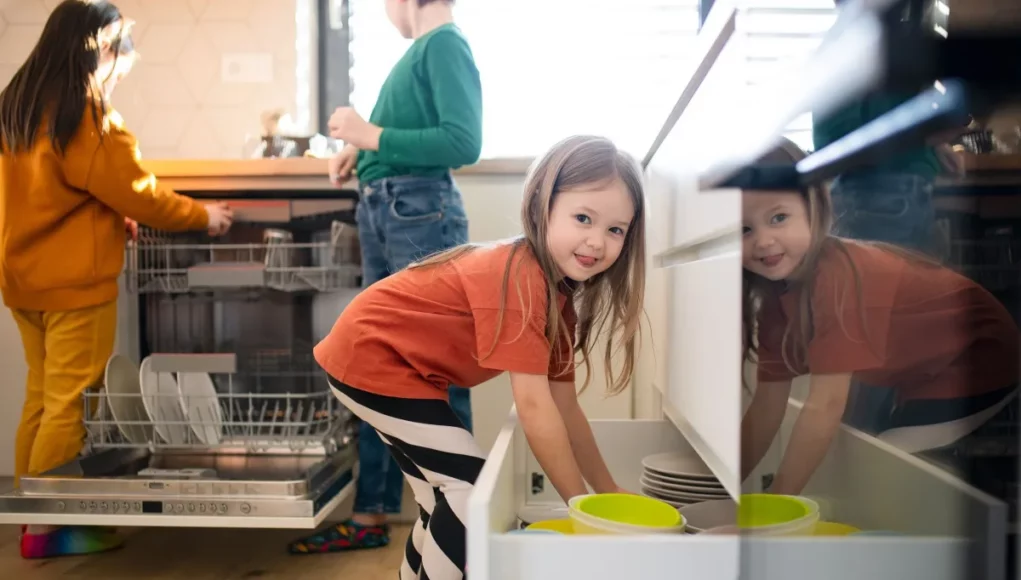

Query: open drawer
left=467, top=411, right=990, bottom=580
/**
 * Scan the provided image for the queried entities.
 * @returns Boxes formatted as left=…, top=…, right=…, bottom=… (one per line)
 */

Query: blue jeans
left=830, top=174, right=935, bottom=253
left=351, top=174, right=473, bottom=515
left=830, top=173, right=936, bottom=433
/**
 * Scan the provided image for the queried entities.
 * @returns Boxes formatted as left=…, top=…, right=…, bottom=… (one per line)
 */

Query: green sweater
left=812, top=92, right=942, bottom=179
left=356, top=23, right=483, bottom=184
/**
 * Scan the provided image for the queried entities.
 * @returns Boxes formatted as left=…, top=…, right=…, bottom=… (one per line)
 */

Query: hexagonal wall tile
left=133, top=64, right=197, bottom=107
left=175, top=28, right=218, bottom=102
left=187, top=0, right=208, bottom=19
left=137, top=23, right=191, bottom=64
left=249, top=0, right=297, bottom=60
left=0, top=25, right=42, bottom=65
left=178, top=116, right=226, bottom=158
left=135, top=0, right=196, bottom=24
left=199, top=0, right=252, bottom=21
left=199, top=20, right=258, bottom=53
left=137, top=106, right=195, bottom=149
left=2, top=0, right=49, bottom=24
left=0, top=65, right=19, bottom=89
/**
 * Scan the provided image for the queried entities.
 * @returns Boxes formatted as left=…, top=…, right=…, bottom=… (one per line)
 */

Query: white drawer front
left=662, top=243, right=743, bottom=494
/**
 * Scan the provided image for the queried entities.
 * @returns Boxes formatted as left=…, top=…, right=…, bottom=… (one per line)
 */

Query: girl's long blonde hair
left=412, top=135, right=647, bottom=395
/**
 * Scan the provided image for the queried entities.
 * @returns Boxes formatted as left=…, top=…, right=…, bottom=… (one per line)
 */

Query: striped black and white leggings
left=329, top=377, right=484, bottom=580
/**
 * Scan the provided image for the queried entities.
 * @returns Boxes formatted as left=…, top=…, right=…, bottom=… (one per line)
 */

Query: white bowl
left=679, top=498, right=738, bottom=533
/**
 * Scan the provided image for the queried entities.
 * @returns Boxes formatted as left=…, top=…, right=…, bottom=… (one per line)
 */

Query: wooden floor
left=0, top=523, right=410, bottom=579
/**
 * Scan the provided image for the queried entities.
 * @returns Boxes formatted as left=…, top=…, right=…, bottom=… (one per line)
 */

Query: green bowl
left=738, top=494, right=810, bottom=528
left=575, top=493, right=682, bottom=528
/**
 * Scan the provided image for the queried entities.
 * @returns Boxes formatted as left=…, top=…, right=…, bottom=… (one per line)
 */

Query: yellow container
left=813, top=521, right=861, bottom=536
left=525, top=518, right=574, bottom=534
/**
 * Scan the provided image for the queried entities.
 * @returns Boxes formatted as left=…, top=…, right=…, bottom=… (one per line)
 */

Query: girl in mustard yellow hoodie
left=0, top=1, right=233, bottom=559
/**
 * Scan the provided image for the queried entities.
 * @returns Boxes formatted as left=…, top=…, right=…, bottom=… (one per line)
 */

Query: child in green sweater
left=290, top=0, right=482, bottom=558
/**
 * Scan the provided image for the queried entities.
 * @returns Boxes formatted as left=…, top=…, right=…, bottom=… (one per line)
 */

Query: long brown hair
left=412, top=135, right=647, bottom=395
left=0, top=0, right=131, bottom=155
left=742, top=140, right=938, bottom=376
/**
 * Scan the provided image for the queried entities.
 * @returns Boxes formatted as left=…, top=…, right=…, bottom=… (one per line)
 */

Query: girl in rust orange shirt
left=312, top=135, right=645, bottom=580
left=740, top=142, right=1018, bottom=496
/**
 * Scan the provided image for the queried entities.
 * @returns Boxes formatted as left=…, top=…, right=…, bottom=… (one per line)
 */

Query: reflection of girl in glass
left=740, top=143, right=1019, bottom=496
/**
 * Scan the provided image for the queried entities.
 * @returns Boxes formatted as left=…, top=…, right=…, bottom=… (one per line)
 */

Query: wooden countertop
left=142, top=157, right=534, bottom=192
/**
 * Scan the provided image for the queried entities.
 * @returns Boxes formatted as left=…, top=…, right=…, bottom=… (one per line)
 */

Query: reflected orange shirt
left=757, top=240, right=1019, bottom=402
left=0, top=105, right=208, bottom=311
left=314, top=241, right=577, bottom=400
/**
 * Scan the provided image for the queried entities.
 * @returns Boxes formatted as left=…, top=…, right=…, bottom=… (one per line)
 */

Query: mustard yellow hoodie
left=0, top=105, right=208, bottom=311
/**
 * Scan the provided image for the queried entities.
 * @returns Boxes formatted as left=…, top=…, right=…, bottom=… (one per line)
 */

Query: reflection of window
left=345, top=0, right=836, bottom=159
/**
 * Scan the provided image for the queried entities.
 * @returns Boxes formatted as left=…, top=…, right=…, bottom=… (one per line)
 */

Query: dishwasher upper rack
left=83, top=350, right=356, bottom=455
left=125, top=226, right=362, bottom=294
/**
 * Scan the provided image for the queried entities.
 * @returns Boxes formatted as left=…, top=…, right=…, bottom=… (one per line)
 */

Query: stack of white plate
left=639, top=452, right=729, bottom=508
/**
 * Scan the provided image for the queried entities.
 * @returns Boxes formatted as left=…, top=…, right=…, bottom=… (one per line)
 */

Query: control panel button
left=240, top=503, right=251, bottom=515
left=188, top=503, right=196, bottom=513
left=79, top=501, right=87, bottom=511
left=56, top=501, right=65, bottom=512
left=100, top=502, right=108, bottom=512
left=174, top=503, right=184, bottom=514
left=220, top=503, right=228, bottom=514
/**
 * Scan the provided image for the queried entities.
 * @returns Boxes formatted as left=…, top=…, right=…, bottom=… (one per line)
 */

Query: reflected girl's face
left=741, top=191, right=812, bottom=281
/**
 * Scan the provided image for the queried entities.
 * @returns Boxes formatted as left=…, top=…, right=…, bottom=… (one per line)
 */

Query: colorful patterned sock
left=20, top=526, right=124, bottom=559
left=288, top=519, right=390, bottom=554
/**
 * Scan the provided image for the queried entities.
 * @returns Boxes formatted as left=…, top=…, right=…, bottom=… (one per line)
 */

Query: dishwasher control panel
left=57, top=498, right=245, bottom=516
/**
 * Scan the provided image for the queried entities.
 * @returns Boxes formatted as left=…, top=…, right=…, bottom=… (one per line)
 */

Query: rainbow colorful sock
left=288, top=520, right=390, bottom=554
left=20, top=526, right=124, bottom=559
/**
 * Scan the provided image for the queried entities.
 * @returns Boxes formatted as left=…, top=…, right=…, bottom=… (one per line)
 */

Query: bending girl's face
left=742, top=191, right=812, bottom=281
left=546, top=178, right=635, bottom=282
left=94, top=19, right=137, bottom=100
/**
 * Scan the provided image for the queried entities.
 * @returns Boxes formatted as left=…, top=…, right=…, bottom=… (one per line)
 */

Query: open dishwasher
left=0, top=184, right=363, bottom=529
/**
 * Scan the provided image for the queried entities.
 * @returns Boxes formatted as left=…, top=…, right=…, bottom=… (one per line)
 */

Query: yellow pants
left=11, top=300, right=117, bottom=483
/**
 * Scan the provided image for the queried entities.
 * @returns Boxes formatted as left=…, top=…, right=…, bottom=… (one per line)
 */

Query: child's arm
left=374, top=32, right=482, bottom=167
left=549, top=380, right=620, bottom=493
left=511, top=372, right=589, bottom=501
left=740, top=379, right=793, bottom=482
left=768, top=373, right=852, bottom=495
left=65, top=113, right=209, bottom=232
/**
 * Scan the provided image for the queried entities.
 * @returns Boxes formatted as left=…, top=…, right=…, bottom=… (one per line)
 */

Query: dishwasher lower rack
left=86, top=351, right=356, bottom=455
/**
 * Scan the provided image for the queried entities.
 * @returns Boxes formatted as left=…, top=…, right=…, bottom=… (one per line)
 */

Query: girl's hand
left=124, top=217, right=138, bottom=241
left=328, top=145, right=358, bottom=185
left=205, top=202, right=234, bottom=236
left=613, top=486, right=637, bottom=495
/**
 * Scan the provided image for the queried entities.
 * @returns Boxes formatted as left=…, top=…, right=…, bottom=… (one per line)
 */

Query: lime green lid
left=738, top=494, right=810, bottom=528
left=576, top=493, right=682, bottom=528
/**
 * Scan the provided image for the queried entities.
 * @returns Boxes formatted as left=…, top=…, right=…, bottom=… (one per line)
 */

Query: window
left=343, top=0, right=837, bottom=159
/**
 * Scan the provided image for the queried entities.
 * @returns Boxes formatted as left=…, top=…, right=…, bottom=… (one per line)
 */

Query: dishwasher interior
left=0, top=197, right=364, bottom=529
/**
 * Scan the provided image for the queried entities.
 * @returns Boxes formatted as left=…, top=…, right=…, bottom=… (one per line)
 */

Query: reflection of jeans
left=830, top=173, right=935, bottom=432
left=350, top=174, right=474, bottom=515
left=830, top=174, right=935, bottom=253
